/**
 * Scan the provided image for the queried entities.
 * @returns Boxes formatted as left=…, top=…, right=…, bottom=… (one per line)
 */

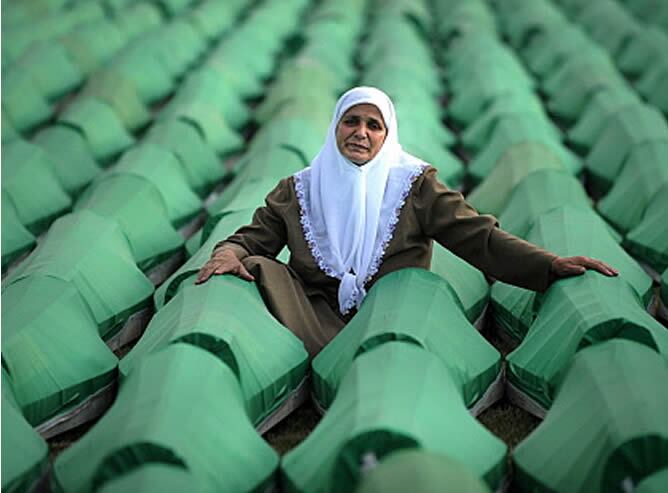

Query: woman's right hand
left=195, top=248, right=255, bottom=284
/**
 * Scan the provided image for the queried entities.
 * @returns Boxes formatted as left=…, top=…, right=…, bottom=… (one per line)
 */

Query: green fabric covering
left=584, top=104, right=668, bottom=194
left=395, top=100, right=454, bottom=148
left=283, top=342, right=507, bottom=493
left=2, top=111, right=19, bottom=143
left=499, top=0, right=565, bottom=50
left=226, top=145, right=306, bottom=185
left=625, top=182, right=668, bottom=272
left=312, top=269, right=501, bottom=410
left=491, top=205, right=654, bottom=342
left=110, top=143, right=201, bottom=227
left=544, top=56, right=627, bottom=121
left=461, top=93, right=560, bottom=153
left=430, top=243, right=489, bottom=322
left=4, top=211, right=154, bottom=337
left=467, top=143, right=565, bottom=216
left=95, top=465, right=200, bottom=493
left=2, top=139, right=72, bottom=234
left=467, top=114, right=581, bottom=184
left=513, top=340, right=668, bottom=493
left=403, top=142, right=464, bottom=188
left=120, top=275, right=309, bottom=425
left=112, top=3, right=163, bottom=39
left=206, top=176, right=279, bottom=218
left=15, top=42, right=83, bottom=100
left=149, top=21, right=206, bottom=77
left=53, top=344, right=279, bottom=493
left=598, top=141, right=668, bottom=234
left=58, top=97, right=135, bottom=163
left=144, top=120, right=224, bottom=196
left=166, top=68, right=250, bottom=128
left=155, top=0, right=195, bottom=17
left=110, top=51, right=175, bottom=104
left=1, top=67, right=53, bottom=131
left=635, top=469, right=668, bottom=493
left=250, top=117, right=327, bottom=166
left=576, top=0, right=641, bottom=58
left=1, top=193, right=36, bottom=269
left=522, top=23, right=590, bottom=79
left=75, top=174, right=184, bottom=271
left=435, top=2, right=497, bottom=41
left=2, top=275, right=118, bottom=426
left=159, top=102, right=244, bottom=156
left=59, top=20, right=127, bottom=75
left=507, top=274, right=668, bottom=409
left=662, top=269, right=668, bottom=307
left=355, top=450, right=491, bottom=493
left=185, top=230, right=203, bottom=258
left=83, top=71, right=151, bottom=132
left=33, top=125, right=101, bottom=195
left=618, top=27, right=668, bottom=77
left=497, top=169, right=619, bottom=241
left=567, top=89, right=641, bottom=153
left=637, top=61, right=668, bottom=115
left=187, top=0, right=244, bottom=40
left=1, top=386, right=49, bottom=493
left=448, top=74, right=533, bottom=127
left=154, top=209, right=255, bottom=309
left=203, top=58, right=264, bottom=100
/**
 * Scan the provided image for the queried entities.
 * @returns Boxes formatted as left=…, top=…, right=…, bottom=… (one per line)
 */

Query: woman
left=196, top=87, right=617, bottom=357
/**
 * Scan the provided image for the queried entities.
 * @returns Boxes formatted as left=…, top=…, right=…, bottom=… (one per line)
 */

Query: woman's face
left=335, top=103, right=388, bottom=165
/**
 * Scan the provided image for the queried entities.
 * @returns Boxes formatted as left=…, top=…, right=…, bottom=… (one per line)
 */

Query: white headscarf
left=294, top=87, right=428, bottom=314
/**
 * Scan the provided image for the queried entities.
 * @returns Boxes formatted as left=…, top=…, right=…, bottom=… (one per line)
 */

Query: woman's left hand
left=551, top=256, right=619, bottom=279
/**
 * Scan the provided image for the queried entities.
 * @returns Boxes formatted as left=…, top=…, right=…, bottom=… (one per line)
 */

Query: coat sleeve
left=213, top=178, right=290, bottom=260
left=413, top=167, right=558, bottom=292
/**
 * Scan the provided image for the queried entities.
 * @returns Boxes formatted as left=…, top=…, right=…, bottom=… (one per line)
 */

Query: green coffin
left=468, top=142, right=565, bottom=216
left=635, top=469, right=668, bottom=493
left=110, top=143, right=202, bottom=227
left=206, top=176, right=280, bottom=218
left=1, top=383, right=48, bottom=493
left=497, top=169, right=618, bottom=240
left=491, top=205, right=654, bottom=340
left=2, top=139, right=72, bottom=234
left=154, top=209, right=255, bottom=309
left=144, top=120, right=224, bottom=196
left=33, top=125, right=101, bottom=196
left=113, top=2, right=163, bottom=37
left=468, top=114, right=581, bottom=184
left=250, top=117, right=327, bottom=167
left=637, top=60, right=668, bottom=115
left=110, top=51, right=175, bottom=104
left=187, top=0, right=244, bottom=40
left=507, top=274, right=668, bottom=409
left=2, top=276, right=118, bottom=426
left=283, top=342, right=507, bottom=493
left=120, top=275, right=308, bottom=425
left=584, top=104, right=668, bottom=194
left=82, top=71, right=151, bottom=132
left=1, top=193, right=36, bottom=270
left=158, top=103, right=244, bottom=157
left=4, top=211, right=154, bottom=337
left=514, top=340, right=668, bottom=493
left=461, top=93, right=560, bottom=153
left=15, top=42, right=83, bottom=100
left=618, top=27, right=668, bottom=77
left=597, top=141, right=668, bottom=234
left=75, top=174, right=184, bottom=270
left=95, top=465, right=201, bottom=493
left=354, top=450, right=491, bottom=493
left=59, top=20, right=127, bottom=75
left=625, top=182, right=668, bottom=272
left=173, top=68, right=250, bottom=129
left=1, top=67, right=53, bottom=132
left=312, top=269, right=501, bottom=411
left=567, top=88, right=640, bottom=153
left=53, top=344, right=279, bottom=493
left=430, top=243, right=489, bottom=323
left=58, top=97, right=135, bottom=164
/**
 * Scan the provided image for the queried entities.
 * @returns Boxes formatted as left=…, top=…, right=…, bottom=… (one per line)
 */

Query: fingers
left=195, top=258, right=255, bottom=284
left=579, top=257, right=619, bottom=276
left=195, top=263, right=216, bottom=284
left=236, top=263, right=255, bottom=282
left=554, top=256, right=619, bottom=280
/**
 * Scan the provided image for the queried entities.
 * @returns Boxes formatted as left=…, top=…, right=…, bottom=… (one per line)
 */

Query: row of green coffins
left=490, top=0, right=668, bottom=271
left=1, top=0, right=306, bottom=447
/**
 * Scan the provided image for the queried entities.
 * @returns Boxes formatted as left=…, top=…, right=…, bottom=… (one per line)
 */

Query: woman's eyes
left=343, top=118, right=384, bottom=131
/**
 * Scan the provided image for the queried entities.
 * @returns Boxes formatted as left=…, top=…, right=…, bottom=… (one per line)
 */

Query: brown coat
left=217, top=166, right=557, bottom=316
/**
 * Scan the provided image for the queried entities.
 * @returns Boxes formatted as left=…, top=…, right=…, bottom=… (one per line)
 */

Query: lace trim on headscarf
left=294, top=163, right=427, bottom=314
